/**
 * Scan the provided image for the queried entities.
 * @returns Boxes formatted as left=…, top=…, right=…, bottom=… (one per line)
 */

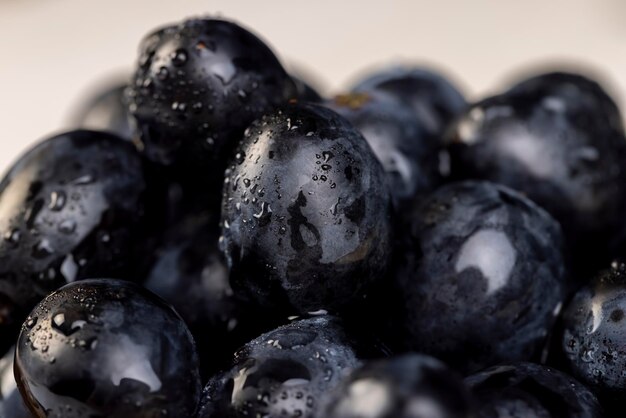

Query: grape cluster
left=2, top=15, right=625, bottom=418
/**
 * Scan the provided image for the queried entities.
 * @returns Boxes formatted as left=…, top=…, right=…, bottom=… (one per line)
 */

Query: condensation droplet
left=49, top=191, right=66, bottom=211
left=32, top=239, right=54, bottom=259
left=58, top=219, right=76, bottom=234
left=3, top=229, right=21, bottom=244
left=171, top=48, right=188, bottom=67
left=72, top=174, right=94, bottom=185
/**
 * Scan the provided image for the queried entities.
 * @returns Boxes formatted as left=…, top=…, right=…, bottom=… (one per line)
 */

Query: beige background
left=1, top=0, right=626, bottom=172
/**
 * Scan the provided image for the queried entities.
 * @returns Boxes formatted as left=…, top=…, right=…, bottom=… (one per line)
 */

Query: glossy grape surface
left=197, top=316, right=361, bottom=418
left=15, top=279, right=201, bottom=418
left=127, top=18, right=296, bottom=171
left=351, top=66, right=466, bottom=137
left=558, top=262, right=626, bottom=414
left=466, top=362, right=603, bottom=418
left=0, top=130, right=154, bottom=357
left=390, top=181, right=566, bottom=373
left=446, top=81, right=626, bottom=272
left=319, top=354, right=473, bottom=418
left=220, top=103, right=392, bottom=314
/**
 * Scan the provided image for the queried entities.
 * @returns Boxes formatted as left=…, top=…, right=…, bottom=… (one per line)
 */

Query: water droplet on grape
left=49, top=190, right=66, bottom=211
left=171, top=48, right=188, bottom=67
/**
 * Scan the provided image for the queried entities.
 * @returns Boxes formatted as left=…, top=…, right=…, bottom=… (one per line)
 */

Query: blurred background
left=1, top=0, right=626, bottom=172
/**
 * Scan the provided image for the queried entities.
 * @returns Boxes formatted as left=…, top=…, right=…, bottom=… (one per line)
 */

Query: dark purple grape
left=127, top=18, right=296, bottom=203
left=351, top=66, right=466, bottom=138
left=466, top=362, right=603, bottom=418
left=14, top=279, right=201, bottom=418
left=196, top=316, right=363, bottom=418
left=389, top=181, right=566, bottom=373
left=0, top=130, right=157, bottom=357
left=319, top=354, right=473, bottom=418
left=220, top=103, right=392, bottom=314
